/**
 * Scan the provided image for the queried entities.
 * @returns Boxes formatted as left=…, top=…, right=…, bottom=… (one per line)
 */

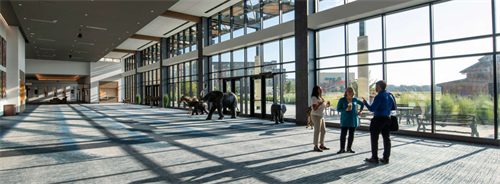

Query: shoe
left=314, top=147, right=323, bottom=152
left=337, top=149, right=345, bottom=154
left=319, top=146, right=330, bottom=150
left=379, top=158, right=389, bottom=164
left=346, top=149, right=355, bottom=153
left=365, top=157, right=379, bottom=164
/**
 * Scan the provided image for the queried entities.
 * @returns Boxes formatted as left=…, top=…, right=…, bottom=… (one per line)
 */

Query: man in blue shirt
left=362, top=80, right=396, bottom=164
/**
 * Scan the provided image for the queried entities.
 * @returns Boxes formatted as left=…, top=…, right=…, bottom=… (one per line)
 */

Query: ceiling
left=105, top=0, right=242, bottom=60
left=10, top=0, right=179, bottom=62
left=7, top=0, right=245, bottom=62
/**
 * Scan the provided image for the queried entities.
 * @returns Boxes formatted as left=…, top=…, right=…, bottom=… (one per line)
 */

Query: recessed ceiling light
left=85, top=14, right=88, bottom=16
left=24, top=18, right=26, bottom=20
left=31, top=18, right=57, bottom=24
left=72, top=45, right=74, bottom=47
left=118, top=38, right=121, bottom=40
left=87, top=26, right=107, bottom=31
left=33, top=42, right=35, bottom=43
left=27, top=28, right=30, bottom=30
left=137, top=22, right=140, bottom=24
left=74, top=40, right=76, bottom=42
left=151, top=10, right=154, bottom=13
left=81, top=25, right=83, bottom=27
left=19, top=4, right=22, bottom=6
left=126, top=31, right=129, bottom=33
left=112, top=44, right=114, bottom=45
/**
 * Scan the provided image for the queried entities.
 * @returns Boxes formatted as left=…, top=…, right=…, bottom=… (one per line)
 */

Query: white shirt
left=311, top=96, right=325, bottom=116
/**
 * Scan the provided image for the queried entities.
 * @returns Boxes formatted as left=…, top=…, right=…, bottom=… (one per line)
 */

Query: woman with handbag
left=336, top=87, right=364, bottom=154
left=311, top=85, right=330, bottom=152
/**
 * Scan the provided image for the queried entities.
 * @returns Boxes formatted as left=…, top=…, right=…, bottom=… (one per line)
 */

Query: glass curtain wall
left=166, top=60, right=198, bottom=108
left=207, top=36, right=296, bottom=118
left=141, top=43, right=161, bottom=66
left=317, top=0, right=358, bottom=12
left=124, top=55, right=136, bottom=103
left=209, top=0, right=295, bottom=46
left=316, top=0, right=498, bottom=139
left=166, top=26, right=197, bottom=59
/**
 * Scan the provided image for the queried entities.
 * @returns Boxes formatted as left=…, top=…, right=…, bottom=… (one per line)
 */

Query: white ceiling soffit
left=136, top=16, right=191, bottom=38
left=104, top=52, right=129, bottom=59
left=169, top=0, right=242, bottom=17
left=163, top=21, right=196, bottom=38
left=116, top=38, right=151, bottom=51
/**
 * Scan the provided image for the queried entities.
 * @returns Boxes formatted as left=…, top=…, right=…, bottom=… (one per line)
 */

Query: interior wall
left=26, top=80, right=79, bottom=103
left=25, top=59, right=90, bottom=75
left=0, top=14, right=7, bottom=116
left=90, top=62, right=124, bottom=103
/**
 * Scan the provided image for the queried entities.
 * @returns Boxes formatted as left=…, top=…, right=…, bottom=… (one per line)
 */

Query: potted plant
left=136, top=94, right=141, bottom=105
left=164, top=94, right=169, bottom=107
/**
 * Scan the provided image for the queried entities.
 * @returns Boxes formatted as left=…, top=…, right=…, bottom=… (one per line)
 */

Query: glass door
left=264, top=77, right=274, bottom=115
left=253, top=78, right=262, bottom=114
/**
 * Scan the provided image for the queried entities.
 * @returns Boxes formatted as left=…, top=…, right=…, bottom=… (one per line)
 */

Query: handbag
left=390, top=115, right=399, bottom=131
left=389, top=93, right=399, bottom=131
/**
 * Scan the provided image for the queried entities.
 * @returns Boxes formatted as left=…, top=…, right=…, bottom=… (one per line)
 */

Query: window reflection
left=246, top=0, right=261, bottom=34
left=221, top=8, right=231, bottom=42
left=262, top=0, right=280, bottom=29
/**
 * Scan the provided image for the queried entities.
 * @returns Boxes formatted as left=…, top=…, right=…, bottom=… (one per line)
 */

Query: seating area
left=47, top=97, right=67, bottom=104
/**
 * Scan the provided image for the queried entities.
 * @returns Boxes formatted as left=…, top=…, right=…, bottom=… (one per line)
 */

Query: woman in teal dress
left=336, top=87, right=364, bottom=154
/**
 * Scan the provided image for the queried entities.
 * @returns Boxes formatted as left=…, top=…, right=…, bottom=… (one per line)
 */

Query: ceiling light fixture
left=78, top=42, right=94, bottom=46
left=37, top=38, right=55, bottom=42
left=86, top=26, right=107, bottom=31
left=78, top=29, right=82, bottom=38
left=31, top=18, right=57, bottom=24
left=19, top=4, right=22, bottom=6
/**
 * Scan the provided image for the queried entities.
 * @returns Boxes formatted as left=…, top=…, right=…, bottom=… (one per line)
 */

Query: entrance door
left=222, top=78, right=243, bottom=114
left=250, top=75, right=274, bottom=118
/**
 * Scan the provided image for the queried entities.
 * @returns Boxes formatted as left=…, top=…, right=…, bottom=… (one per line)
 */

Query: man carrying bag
left=362, top=80, right=397, bottom=164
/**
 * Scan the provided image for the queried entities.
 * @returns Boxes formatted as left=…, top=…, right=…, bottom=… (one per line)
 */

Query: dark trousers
left=370, top=116, right=391, bottom=160
left=340, top=127, right=356, bottom=150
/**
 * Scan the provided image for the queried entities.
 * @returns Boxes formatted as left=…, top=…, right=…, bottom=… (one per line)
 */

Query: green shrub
left=439, top=94, right=455, bottom=115
left=163, top=94, right=169, bottom=107
left=136, top=94, right=141, bottom=105
left=475, top=94, right=494, bottom=125
left=457, top=97, right=476, bottom=117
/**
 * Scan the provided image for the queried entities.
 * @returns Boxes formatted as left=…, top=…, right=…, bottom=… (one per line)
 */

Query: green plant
left=475, top=94, right=494, bottom=125
left=136, top=94, right=141, bottom=105
left=163, top=94, right=170, bottom=107
left=457, top=97, right=476, bottom=116
left=439, top=94, right=455, bottom=115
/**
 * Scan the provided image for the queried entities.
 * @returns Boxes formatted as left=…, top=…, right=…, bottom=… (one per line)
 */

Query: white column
left=357, top=36, right=369, bottom=100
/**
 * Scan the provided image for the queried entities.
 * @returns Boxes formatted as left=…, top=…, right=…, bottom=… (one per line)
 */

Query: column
left=294, top=0, right=315, bottom=125
left=135, top=51, right=142, bottom=104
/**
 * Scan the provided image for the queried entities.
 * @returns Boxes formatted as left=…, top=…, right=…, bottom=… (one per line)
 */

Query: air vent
left=137, top=41, right=153, bottom=50
left=78, top=42, right=94, bottom=46
left=31, top=18, right=57, bottom=24
left=205, top=0, right=231, bottom=14
left=39, top=48, right=55, bottom=51
left=37, top=38, right=56, bottom=42
left=86, top=26, right=107, bottom=31
left=164, top=21, right=190, bottom=36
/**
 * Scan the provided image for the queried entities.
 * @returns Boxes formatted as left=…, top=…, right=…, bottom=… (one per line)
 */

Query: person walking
left=311, top=85, right=330, bottom=152
left=336, top=87, right=364, bottom=154
left=362, top=80, right=396, bottom=164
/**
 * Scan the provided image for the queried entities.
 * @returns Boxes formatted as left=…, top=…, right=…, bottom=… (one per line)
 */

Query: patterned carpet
left=0, top=104, right=498, bottom=183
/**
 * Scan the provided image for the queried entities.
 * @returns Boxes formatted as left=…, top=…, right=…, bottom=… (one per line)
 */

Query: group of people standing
left=310, top=80, right=396, bottom=164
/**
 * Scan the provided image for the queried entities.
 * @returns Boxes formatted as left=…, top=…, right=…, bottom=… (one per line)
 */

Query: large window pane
left=221, top=52, right=230, bottom=71
left=233, top=49, right=245, bottom=69
left=263, top=41, right=280, bottom=64
left=262, top=0, right=280, bottom=29
left=283, top=63, right=295, bottom=72
left=318, top=56, right=345, bottom=69
left=434, top=38, right=492, bottom=58
left=348, top=17, right=382, bottom=53
left=283, top=37, right=295, bottom=62
left=211, top=55, right=219, bottom=73
left=318, top=0, right=344, bottom=12
left=191, top=26, right=197, bottom=51
left=210, top=15, right=219, bottom=45
left=221, top=9, right=231, bottom=42
left=192, top=60, right=198, bottom=75
left=233, top=2, right=245, bottom=38
left=247, top=45, right=261, bottom=67
left=319, top=68, right=346, bottom=124
left=434, top=56, right=494, bottom=138
left=348, top=51, right=382, bottom=66
left=246, top=0, right=261, bottom=34
left=179, top=31, right=185, bottom=55
left=433, top=0, right=492, bottom=41
left=386, top=6, right=430, bottom=48
left=387, top=61, right=431, bottom=131
left=386, top=46, right=430, bottom=62
left=282, top=0, right=295, bottom=23
left=283, top=72, right=296, bottom=119
left=319, top=25, right=345, bottom=57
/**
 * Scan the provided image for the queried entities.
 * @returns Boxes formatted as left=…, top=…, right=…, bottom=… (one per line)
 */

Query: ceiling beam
left=130, top=34, right=162, bottom=42
left=113, top=49, right=136, bottom=54
left=160, top=10, right=201, bottom=23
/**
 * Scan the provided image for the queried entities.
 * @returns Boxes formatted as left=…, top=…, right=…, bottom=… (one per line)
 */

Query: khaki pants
left=312, top=115, right=326, bottom=146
